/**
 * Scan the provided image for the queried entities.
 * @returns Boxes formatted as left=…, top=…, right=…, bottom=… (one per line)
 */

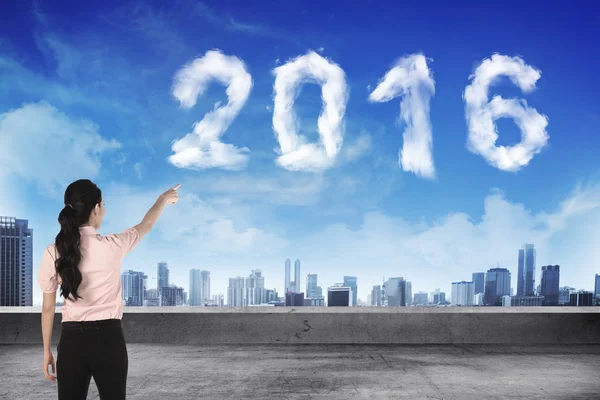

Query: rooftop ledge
left=2, top=306, right=599, bottom=345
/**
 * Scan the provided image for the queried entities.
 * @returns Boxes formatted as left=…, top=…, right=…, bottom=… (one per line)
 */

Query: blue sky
left=1, top=0, right=599, bottom=305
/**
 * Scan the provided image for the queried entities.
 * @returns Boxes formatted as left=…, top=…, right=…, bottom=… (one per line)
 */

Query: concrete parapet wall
left=1, top=307, right=599, bottom=344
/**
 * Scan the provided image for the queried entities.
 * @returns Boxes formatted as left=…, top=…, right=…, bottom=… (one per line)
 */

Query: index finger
left=172, top=184, right=181, bottom=190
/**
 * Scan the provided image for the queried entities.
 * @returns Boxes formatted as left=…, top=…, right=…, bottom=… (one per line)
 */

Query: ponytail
left=54, top=179, right=102, bottom=301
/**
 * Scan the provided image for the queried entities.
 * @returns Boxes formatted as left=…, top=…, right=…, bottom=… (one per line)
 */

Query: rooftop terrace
left=1, top=307, right=599, bottom=399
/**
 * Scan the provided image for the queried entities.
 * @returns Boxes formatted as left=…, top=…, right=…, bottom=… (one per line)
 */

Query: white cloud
left=133, top=162, right=144, bottom=179
left=368, top=54, right=436, bottom=179
left=341, top=133, right=372, bottom=162
left=463, top=54, right=549, bottom=172
left=272, top=51, right=348, bottom=171
left=169, top=50, right=253, bottom=170
left=0, top=102, right=120, bottom=196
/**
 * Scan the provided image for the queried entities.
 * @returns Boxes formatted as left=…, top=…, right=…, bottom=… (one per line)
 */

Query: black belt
left=61, top=318, right=122, bottom=330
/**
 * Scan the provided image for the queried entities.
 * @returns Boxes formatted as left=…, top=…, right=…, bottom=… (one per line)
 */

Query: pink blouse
left=37, top=225, right=141, bottom=322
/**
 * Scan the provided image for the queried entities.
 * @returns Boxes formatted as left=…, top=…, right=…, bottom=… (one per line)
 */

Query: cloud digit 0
left=169, top=50, right=253, bottom=170
left=368, top=54, right=436, bottom=179
left=271, top=51, right=348, bottom=171
left=463, top=54, right=549, bottom=172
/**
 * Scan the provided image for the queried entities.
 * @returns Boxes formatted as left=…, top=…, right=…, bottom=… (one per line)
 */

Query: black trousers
left=57, top=318, right=128, bottom=400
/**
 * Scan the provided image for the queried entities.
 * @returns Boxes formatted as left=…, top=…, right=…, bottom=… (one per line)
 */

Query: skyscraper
left=485, top=268, right=511, bottom=306
left=245, top=269, right=265, bottom=305
left=451, top=281, right=474, bottom=306
left=121, top=270, right=147, bottom=306
left=228, top=277, right=245, bottom=307
left=540, top=265, right=560, bottom=306
left=517, top=244, right=536, bottom=296
left=472, top=272, right=485, bottom=295
left=594, top=274, right=600, bottom=299
left=157, top=262, right=169, bottom=294
left=294, top=259, right=301, bottom=293
left=343, top=276, right=357, bottom=306
left=371, top=285, right=382, bottom=306
left=161, top=286, right=184, bottom=306
left=0, top=217, right=33, bottom=306
left=383, top=277, right=410, bottom=306
left=306, top=273, right=322, bottom=299
left=284, top=258, right=291, bottom=293
left=200, top=270, right=210, bottom=301
left=189, top=269, right=202, bottom=306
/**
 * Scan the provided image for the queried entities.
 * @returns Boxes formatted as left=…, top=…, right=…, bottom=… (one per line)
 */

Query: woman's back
left=38, top=225, right=140, bottom=322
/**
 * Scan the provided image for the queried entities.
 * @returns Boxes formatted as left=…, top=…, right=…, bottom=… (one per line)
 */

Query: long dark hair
left=55, top=179, right=102, bottom=301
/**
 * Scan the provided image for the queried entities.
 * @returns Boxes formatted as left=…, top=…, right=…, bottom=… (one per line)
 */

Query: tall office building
left=413, top=292, right=428, bottom=305
left=121, top=270, right=147, bottom=306
left=327, top=284, right=351, bottom=306
left=371, top=285, right=382, bottom=306
left=246, top=269, right=265, bottom=305
left=144, top=288, right=159, bottom=307
left=540, top=265, right=560, bottom=306
left=343, top=276, right=358, bottom=306
left=451, top=281, right=474, bottom=306
left=485, top=268, right=511, bottom=306
left=432, top=289, right=446, bottom=304
left=285, top=292, right=305, bottom=306
left=594, top=274, right=600, bottom=299
left=472, top=272, right=485, bottom=295
left=284, top=259, right=291, bottom=293
left=294, top=259, right=301, bottom=292
left=306, top=273, right=323, bottom=299
left=517, top=244, right=536, bottom=296
left=157, top=262, right=169, bottom=294
left=189, top=269, right=202, bottom=306
left=211, top=294, right=225, bottom=307
left=384, top=277, right=410, bottom=306
left=405, top=281, right=412, bottom=306
left=200, top=270, right=210, bottom=301
left=228, top=277, right=245, bottom=307
left=0, top=217, right=33, bottom=306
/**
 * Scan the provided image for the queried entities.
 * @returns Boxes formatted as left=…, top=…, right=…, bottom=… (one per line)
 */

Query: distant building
left=384, top=277, right=410, bottom=306
left=161, top=286, right=184, bottom=306
left=343, top=276, right=358, bottom=307
left=157, top=262, right=169, bottom=296
left=328, top=284, right=351, bottom=306
left=473, top=293, right=484, bottom=306
left=245, top=270, right=265, bottom=306
left=227, top=277, right=245, bottom=307
left=144, top=288, right=159, bottom=307
left=189, top=269, right=202, bottom=306
left=540, top=265, right=560, bottom=306
left=559, top=286, right=576, bottom=305
left=286, top=292, right=305, bottom=306
left=485, top=268, right=511, bottom=306
left=570, top=291, right=593, bottom=306
left=306, top=274, right=323, bottom=299
left=121, top=270, right=147, bottom=306
left=212, top=294, right=225, bottom=307
left=472, top=272, right=485, bottom=295
left=432, top=289, right=446, bottom=305
left=413, top=292, right=428, bottom=305
left=594, top=274, right=600, bottom=299
left=517, top=244, right=536, bottom=296
left=502, top=295, right=512, bottom=307
left=304, top=297, right=325, bottom=306
left=510, top=295, right=544, bottom=307
left=0, top=217, right=33, bottom=306
left=265, top=289, right=279, bottom=303
left=371, top=285, right=382, bottom=306
left=451, top=281, right=474, bottom=306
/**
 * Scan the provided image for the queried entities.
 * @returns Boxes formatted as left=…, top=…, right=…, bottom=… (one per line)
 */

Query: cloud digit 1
left=271, top=51, right=348, bottom=171
left=368, top=54, right=436, bottom=179
left=169, top=50, right=253, bottom=170
left=463, top=54, right=549, bottom=172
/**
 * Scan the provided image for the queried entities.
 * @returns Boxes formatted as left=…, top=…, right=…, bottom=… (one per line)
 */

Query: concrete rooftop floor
left=1, top=344, right=599, bottom=400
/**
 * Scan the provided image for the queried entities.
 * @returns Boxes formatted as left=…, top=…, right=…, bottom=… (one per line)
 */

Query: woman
left=37, top=179, right=180, bottom=399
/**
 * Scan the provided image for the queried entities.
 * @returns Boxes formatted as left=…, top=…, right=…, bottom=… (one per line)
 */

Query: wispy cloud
left=272, top=51, right=348, bottom=171
left=0, top=102, right=120, bottom=197
left=169, top=50, right=253, bottom=170
left=463, top=54, right=549, bottom=172
left=368, top=54, right=436, bottom=179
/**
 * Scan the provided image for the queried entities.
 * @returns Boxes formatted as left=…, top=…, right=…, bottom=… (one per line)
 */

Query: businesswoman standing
left=38, top=179, right=180, bottom=399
